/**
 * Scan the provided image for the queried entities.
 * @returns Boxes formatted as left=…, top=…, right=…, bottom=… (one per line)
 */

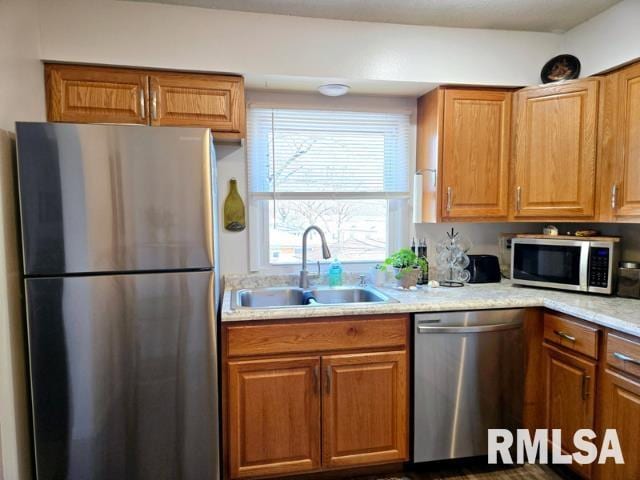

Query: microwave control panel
left=589, top=247, right=610, bottom=288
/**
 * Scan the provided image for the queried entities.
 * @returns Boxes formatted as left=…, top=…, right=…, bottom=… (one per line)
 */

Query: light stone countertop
left=221, top=274, right=640, bottom=337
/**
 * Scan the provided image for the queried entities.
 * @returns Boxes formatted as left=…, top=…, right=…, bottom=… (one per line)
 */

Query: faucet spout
left=300, top=225, right=331, bottom=288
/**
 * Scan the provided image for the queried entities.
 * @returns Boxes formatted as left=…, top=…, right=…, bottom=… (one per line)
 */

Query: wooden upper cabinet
left=441, top=89, right=512, bottom=219
left=596, top=369, right=640, bottom=480
left=45, top=63, right=246, bottom=140
left=149, top=72, right=245, bottom=138
left=45, top=64, right=148, bottom=124
left=417, top=87, right=513, bottom=222
left=601, top=62, right=640, bottom=221
left=227, top=356, right=321, bottom=478
left=322, top=351, right=408, bottom=469
left=512, top=78, right=601, bottom=219
left=544, top=343, right=596, bottom=479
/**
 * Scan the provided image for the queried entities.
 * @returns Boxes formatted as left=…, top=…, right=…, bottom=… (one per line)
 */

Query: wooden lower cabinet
left=322, top=351, right=408, bottom=468
left=595, top=370, right=640, bottom=480
left=227, top=356, right=321, bottom=478
left=544, top=343, right=596, bottom=479
left=223, top=315, right=409, bottom=479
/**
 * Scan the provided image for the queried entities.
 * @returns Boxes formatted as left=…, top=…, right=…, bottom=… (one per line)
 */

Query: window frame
left=245, top=98, right=415, bottom=273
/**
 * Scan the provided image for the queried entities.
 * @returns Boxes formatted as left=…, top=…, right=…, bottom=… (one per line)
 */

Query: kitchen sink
left=308, top=287, right=391, bottom=304
left=231, top=286, right=395, bottom=309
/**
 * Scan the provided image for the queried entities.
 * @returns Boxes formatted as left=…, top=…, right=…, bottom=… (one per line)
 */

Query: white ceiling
left=129, top=0, right=620, bottom=33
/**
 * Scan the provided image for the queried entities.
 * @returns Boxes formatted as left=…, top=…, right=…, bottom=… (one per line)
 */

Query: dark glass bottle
left=224, top=178, right=246, bottom=231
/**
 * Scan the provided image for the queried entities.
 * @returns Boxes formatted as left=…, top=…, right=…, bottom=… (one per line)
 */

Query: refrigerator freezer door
left=25, top=271, right=218, bottom=480
left=16, top=123, right=215, bottom=275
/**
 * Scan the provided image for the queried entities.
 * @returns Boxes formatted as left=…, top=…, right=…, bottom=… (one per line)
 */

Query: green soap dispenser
left=328, top=258, right=343, bottom=287
left=224, top=178, right=246, bottom=232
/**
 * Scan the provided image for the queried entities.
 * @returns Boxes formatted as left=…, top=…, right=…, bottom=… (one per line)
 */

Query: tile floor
left=356, top=462, right=566, bottom=480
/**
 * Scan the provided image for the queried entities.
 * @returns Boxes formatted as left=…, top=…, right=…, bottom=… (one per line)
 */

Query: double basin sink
left=232, top=286, right=396, bottom=309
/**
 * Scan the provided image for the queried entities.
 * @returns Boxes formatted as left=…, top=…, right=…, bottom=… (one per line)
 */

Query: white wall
left=37, top=0, right=562, bottom=88
left=563, top=0, right=640, bottom=76
left=0, top=0, right=46, bottom=130
left=0, top=0, right=45, bottom=478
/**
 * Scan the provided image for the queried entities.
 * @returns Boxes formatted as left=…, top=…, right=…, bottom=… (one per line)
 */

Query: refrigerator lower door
left=25, top=271, right=218, bottom=480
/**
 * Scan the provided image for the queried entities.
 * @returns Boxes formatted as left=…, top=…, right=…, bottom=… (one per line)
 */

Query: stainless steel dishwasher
left=413, top=309, right=524, bottom=463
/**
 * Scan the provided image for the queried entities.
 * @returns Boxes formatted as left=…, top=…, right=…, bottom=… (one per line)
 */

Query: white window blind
left=246, top=105, right=411, bottom=268
left=247, top=108, right=410, bottom=198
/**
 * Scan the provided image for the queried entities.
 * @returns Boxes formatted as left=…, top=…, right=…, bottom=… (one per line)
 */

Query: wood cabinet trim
left=606, top=332, right=640, bottom=379
left=44, top=63, right=245, bottom=139
left=440, top=89, right=512, bottom=220
left=606, top=62, right=640, bottom=221
left=543, top=311, right=600, bottom=360
left=511, top=78, right=601, bottom=220
left=543, top=342, right=596, bottom=479
left=321, top=350, right=408, bottom=468
left=227, top=356, right=322, bottom=478
left=224, top=314, right=409, bottom=358
left=595, top=368, right=640, bottom=480
left=45, top=63, right=149, bottom=125
left=149, top=71, right=245, bottom=134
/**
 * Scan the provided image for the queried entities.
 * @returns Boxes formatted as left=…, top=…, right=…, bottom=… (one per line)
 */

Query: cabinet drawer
left=607, top=333, right=640, bottom=378
left=543, top=312, right=599, bottom=359
left=225, top=315, right=408, bottom=358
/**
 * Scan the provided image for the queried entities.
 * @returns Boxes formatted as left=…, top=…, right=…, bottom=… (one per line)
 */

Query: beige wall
left=0, top=0, right=46, bottom=130
left=36, top=0, right=563, bottom=88
left=0, top=0, right=46, bottom=479
left=563, top=0, right=640, bottom=76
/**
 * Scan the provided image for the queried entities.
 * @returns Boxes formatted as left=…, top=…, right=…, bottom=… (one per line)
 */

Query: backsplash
left=414, top=222, right=545, bottom=267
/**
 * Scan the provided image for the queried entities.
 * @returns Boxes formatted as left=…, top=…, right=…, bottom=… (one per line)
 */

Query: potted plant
left=381, top=248, right=427, bottom=289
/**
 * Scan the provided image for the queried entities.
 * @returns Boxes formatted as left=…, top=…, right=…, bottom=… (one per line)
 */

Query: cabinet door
left=610, top=62, right=640, bottom=220
left=45, top=64, right=148, bottom=124
left=227, top=356, right=321, bottom=478
left=441, top=89, right=511, bottom=219
left=149, top=72, right=245, bottom=137
left=322, top=351, right=408, bottom=469
left=544, top=343, right=596, bottom=479
left=512, top=79, right=600, bottom=219
left=596, top=370, right=640, bottom=480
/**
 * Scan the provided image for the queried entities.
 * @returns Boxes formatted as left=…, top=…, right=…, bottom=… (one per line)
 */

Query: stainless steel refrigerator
left=15, top=123, right=220, bottom=480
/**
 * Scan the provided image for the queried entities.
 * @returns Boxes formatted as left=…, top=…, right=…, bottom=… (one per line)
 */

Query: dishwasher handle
left=417, top=322, right=522, bottom=334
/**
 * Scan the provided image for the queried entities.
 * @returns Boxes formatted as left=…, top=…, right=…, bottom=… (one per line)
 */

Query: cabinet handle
left=611, top=184, right=618, bottom=210
left=151, top=89, right=158, bottom=120
left=613, top=351, right=640, bottom=366
left=554, top=330, right=576, bottom=342
left=312, top=365, right=320, bottom=395
left=582, top=374, right=591, bottom=400
left=325, top=366, right=332, bottom=394
left=139, top=88, right=146, bottom=119
left=516, top=186, right=522, bottom=212
left=446, top=187, right=452, bottom=211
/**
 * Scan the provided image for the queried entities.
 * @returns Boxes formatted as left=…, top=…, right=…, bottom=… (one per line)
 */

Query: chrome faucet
left=299, top=225, right=331, bottom=288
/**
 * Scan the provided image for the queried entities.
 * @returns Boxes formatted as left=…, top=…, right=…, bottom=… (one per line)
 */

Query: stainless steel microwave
left=511, top=238, right=620, bottom=295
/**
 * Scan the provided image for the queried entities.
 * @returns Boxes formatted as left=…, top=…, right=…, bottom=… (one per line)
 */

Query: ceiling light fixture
left=318, top=84, right=350, bottom=97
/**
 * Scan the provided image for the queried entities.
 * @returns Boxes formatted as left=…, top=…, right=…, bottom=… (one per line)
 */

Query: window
left=247, top=107, right=410, bottom=269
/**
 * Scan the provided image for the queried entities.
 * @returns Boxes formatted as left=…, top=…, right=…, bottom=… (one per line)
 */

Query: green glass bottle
left=224, top=178, right=246, bottom=232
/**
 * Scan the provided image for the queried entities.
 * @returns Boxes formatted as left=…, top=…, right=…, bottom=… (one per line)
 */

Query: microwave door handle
left=579, top=242, right=590, bottom=291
